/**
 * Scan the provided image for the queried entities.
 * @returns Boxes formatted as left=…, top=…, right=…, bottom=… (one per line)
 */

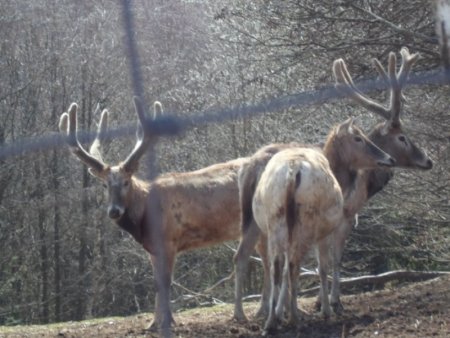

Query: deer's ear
left=88, top=167, right=100, bottom=178
left=338, top=117, right=354, bottom=135
left=347, top=117, right=356, bottom=133
left=380, top=120, right=394, bottom=136
left=88, top=167, right=107, bottom=179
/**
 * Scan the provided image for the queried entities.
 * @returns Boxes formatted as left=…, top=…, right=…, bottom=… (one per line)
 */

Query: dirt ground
left=1, top=275, right=449, bottom=338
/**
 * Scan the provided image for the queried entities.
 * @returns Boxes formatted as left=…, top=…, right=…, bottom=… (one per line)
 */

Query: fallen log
left=299, top=270, right=450, bottom=296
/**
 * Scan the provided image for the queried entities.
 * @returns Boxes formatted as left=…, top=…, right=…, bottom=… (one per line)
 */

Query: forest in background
left=0, top=0, right=448, bottom=326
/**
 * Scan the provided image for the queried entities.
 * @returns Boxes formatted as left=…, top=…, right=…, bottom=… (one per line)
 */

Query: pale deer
left=254, top=148, right=344, bottom=332
left=59, top=100, right=250, bottom=333
left=233, top=118, right=395, bottom=322
left=233, top=47, right=433, bottom=322
left=252, top=118, right=396, bottom=332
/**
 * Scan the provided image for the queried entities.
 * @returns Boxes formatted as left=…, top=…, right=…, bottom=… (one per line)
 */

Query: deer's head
left=333, top=47, right=433, bottom=171
left=59, top=99, right=162, bottom=220
left=325, top=117, right=396, bottom=170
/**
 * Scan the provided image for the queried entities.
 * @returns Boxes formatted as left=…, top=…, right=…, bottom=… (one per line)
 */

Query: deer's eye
left=354, top=136, right=363, bottom=142
left=123, top=180, right=130, bottom=188
left=398, top=135, right=406, bottom=143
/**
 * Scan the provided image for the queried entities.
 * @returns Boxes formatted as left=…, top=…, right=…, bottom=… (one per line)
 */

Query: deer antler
left=122, top=99, right=163, bottom=173
left=59, top=103, right=107, bottom=176
left=333, top=47, right=419, bottom=127
left=89, top=108, right=109, bottom=163
left=61, top=99, right=163, bottom=175
left=333, top=59, right=391, bottom=120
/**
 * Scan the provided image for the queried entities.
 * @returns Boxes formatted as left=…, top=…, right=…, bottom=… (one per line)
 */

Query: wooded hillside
left=0, top=0, right=448, bottom=326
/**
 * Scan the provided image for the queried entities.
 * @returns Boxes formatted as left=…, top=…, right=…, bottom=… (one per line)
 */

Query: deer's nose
left=108, top=206, right=123, bottom=220
left=377, top=156, right=396, bottom=167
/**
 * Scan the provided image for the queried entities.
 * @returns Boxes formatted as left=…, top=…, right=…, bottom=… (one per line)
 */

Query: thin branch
left=349, top=3, right=435, bottom=43
left=203, top=272, right=235, bottom=294
left=171, top=281, right=226, bottom=306
left=224, top=243, right=262, bottom=263
left=172, top=280, right=207, bottom=298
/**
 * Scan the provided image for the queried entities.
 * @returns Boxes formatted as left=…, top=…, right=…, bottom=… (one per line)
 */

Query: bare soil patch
left=1, top=275, right=449, bottom=337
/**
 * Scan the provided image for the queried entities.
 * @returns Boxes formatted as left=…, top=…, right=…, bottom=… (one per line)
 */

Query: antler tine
left=388, top=51, right=398, bottom=82
left=153, top=101, right=163, bottom=119
left=333, top=59, right=356, bottom=91
left=372, top=57, right=390, bottom=86
left=398, top=47, right=419, bottom=84
left=61, top=103, right=106, bottom=175
left=123, top=97, right=158, bottom=173
left=333, top=58, right=391, bottom=120
left=135, top=100, right=163, bottom=141
left=89, top=109, right=109, bottom=162
left=389, top=47, right=419, bottom=125
left=58, top=112, right=69, bottom=134
left=387, top=51, right=402, bottom=122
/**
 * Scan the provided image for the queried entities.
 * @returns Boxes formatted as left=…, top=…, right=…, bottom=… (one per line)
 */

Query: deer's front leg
left=148, top=250, right=176, bottom=333
left=233, top=220, right=261, bottom=322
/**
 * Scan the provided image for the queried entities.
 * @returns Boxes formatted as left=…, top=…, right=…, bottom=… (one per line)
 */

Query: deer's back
left=153, top=157, right=249, bottom=252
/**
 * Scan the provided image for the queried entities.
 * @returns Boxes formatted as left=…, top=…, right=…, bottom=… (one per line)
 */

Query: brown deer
left=233, top=47, right=433, bottom=322
left=59, top=100, right=250, bottom=333
left=252, top=118, right=395, bottom=332
left=325, top=47, right=432, bottom=313
left=233, top=118, right=395, bottom=322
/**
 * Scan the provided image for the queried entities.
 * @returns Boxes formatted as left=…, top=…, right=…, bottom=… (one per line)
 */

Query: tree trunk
left=34, top=156, right=49, bottom=323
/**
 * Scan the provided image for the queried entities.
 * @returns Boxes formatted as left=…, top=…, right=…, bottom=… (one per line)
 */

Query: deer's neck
left=116, top=209, right=143, bottom=243
left=116, top=177, right=151, bottom=247
left=365, top=169, right=393, bottom=199
left=364, top=128, right=394, bottom=199
left=342, top=130, right=395, bottom=218
left=323, top=138, right=357, bottom=198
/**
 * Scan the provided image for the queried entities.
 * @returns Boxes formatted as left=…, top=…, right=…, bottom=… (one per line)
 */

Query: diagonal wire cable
left=121, top=1, right=170, bottom=335
left=0, top=69, right=447, bottom=162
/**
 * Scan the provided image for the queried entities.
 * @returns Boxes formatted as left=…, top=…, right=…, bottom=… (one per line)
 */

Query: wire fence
left=0, top=61, right=448, bottom=162
left=1, top=0, right=449, bottom=336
